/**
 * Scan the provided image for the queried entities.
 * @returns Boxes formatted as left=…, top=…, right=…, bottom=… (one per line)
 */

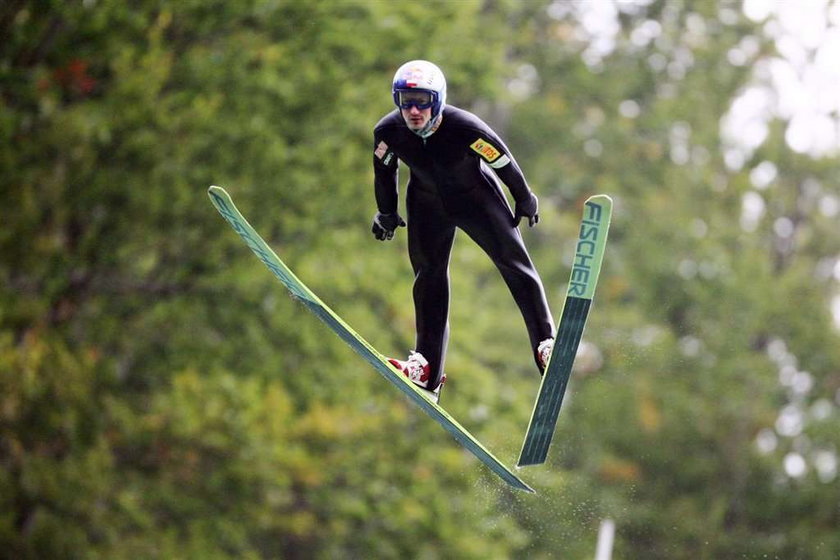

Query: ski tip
left=208, top=185, right=227, bottom=194
left=585, top=193, right=613, bottom=206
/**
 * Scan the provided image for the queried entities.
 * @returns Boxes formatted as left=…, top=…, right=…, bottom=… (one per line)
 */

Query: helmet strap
left=412, top=113, right=443, bottom=139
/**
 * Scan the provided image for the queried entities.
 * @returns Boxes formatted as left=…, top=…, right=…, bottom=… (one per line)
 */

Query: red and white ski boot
left=388, top=351, right=445, bottom=404
left=537, top=338, right=554, bottom=374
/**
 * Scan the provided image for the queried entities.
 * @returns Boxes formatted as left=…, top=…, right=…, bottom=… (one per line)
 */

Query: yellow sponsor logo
left=470, top=138, right=501, bottom=162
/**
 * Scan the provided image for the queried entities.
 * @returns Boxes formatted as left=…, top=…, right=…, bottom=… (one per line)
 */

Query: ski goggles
left=394, top=89, right=436, bottom=110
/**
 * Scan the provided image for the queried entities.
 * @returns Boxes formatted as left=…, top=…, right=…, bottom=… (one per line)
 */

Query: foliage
left=1, top=0, right=838, bottom=558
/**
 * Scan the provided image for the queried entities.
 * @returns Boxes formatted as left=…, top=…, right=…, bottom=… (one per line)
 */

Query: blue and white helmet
left=392, top=60, right=447, bottom=136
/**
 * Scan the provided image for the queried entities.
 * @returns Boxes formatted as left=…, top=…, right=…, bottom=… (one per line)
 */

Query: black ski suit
left=372, top=105, right=554, bottom=389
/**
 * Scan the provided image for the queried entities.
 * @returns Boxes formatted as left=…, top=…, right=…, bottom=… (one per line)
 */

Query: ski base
left=208, top=185, right=534, bottom=493
left=518, top=194, right=612, bottom=467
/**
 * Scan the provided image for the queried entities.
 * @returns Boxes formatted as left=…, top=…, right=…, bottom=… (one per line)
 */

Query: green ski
left=518, top=194, right=612, bottom=467
left=208, top=186, right=534, bottom=493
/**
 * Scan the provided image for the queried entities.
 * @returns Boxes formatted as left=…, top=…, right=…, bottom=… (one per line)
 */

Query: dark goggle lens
left=397, top=90, right=434, bottom=109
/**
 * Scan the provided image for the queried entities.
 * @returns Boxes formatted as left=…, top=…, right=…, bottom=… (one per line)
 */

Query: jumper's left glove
left=514, top=193, right=540, bottom=227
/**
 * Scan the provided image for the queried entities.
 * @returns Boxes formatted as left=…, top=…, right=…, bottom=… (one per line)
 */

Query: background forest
left=2, top=0, right=839, bottom=558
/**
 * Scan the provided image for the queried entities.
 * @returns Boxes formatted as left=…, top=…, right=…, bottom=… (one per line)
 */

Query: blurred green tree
left=1, top=0, right=838, bottom=558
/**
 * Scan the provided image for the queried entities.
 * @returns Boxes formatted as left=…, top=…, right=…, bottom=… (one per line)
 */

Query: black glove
left=371, top=211, right=406, bottom=241
left=514, top=193, right=540, bottom=227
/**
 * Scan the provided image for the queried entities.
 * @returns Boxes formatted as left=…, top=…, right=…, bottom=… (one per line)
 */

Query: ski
left=518, top=194, right=612, bottom=467
left=208, top=186, right=534, bottom=493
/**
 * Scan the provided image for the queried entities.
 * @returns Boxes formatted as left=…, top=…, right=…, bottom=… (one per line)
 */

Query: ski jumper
left=373, top=105, right=554, bottom=389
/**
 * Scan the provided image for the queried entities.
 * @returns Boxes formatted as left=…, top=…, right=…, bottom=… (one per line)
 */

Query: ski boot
left=537, top=338, right=555, bottom=374
left=388, top=351, right=445, bottom=404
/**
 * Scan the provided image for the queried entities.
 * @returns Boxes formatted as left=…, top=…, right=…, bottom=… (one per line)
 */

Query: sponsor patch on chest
left=470, top=138, right=502, bottom=162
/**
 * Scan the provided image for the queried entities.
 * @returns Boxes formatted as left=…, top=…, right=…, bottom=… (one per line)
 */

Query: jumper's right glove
left=514, top=193, right=540, bottom=227
left=371, top=211, right=406, bottom=241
